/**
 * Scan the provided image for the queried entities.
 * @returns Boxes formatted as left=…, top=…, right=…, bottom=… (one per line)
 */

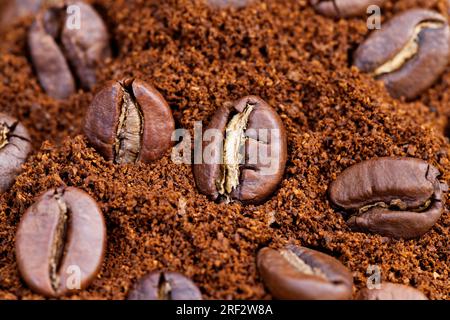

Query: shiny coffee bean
left=28, top=1, right=111, bottom=99
left=354, top=9, right=450, bottom=100
left=193, top=96, right=287, bottom=205
left=84, top=78, right=175, bottom=164
left=0, top=113, right=31, bottom=194
left=356, top=283, right=428, bottom=300
left=15, top=187, right=106, bottom=298
left=257, top=246, right=353, bottom=300
left=127, top=272, right=202, bottom=300
left=310, top=0, right=386, bottom=18
left=329, top=157, right=445, bottom=239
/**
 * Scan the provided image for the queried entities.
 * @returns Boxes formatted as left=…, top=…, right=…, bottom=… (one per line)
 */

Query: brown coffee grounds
left=0, top=0, right=449, bottom=300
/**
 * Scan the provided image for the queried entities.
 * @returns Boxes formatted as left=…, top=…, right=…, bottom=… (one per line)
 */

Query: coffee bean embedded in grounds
left=193, top=96, right=287, bottom=205
left=2, top=0, right=450, bottom=301
left=15, top=187, right=106, bottom=298
left=329, top=157, right=446, bottom=239
left=257, top=246, right=353, bottom=300
left=0, top=113, right=32, bottom=194
left=127, top=272, right=202, bottom=300
left=356, top=283, right=428, bottom=300
left=353, top=9, right=450, bottom=100
left=310, top=0, right=387, bottom=18
left=28, top=1, right=111, bottom=99
left=84, top=78, right=175, bottom=164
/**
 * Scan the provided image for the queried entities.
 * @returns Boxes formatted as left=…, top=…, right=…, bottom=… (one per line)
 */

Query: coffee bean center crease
left=217, top=103, right=254, bottom=197
left=158, top=273, right=173, bottom=300
left=115, top=81, right=144, bottom=164
left=0, top=122, right=10, bottom=149
left=49, top=190, right=69, bottom=292
left=374, top=20, right=445, bottom=76
left=280, top=249, right=327, bottom=280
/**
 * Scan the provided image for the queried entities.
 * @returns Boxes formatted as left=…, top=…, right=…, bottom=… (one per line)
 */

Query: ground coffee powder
left=0, top=0, right=449, bottom=299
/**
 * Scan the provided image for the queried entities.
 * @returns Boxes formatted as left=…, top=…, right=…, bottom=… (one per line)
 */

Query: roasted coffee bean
left=353, top=9, right=450, bottom=100
left=329, top=157, right=445, bottom=239
left=356, top=283, right=428, bottom=300
left=193, top=96, right=287, bottom=205
left=15, top=187, right=106, bottom=297
left=257, top=246, right=353, bottom=300
left=84, top=78, right=175, bottom=164
left=127, top=272, right=202, bottom=300
left=28, top=1, right=111, bottom=99
left=0, top=113, right=31, bottom=194
left=206, top=0, right=253, bottom=8
left=310, top=0, right=386, bottom=18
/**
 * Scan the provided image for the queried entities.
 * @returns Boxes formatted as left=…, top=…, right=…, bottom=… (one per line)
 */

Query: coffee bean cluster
left=0, top=0, right=448, bottom=300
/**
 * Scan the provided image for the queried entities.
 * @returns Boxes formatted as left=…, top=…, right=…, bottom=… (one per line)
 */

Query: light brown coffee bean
left=257, top=246, right=353, bottom=300
left=127, top=272, right=202, bottom=300
left=329, top=157, right=445, bottom=239
left=15, top=187, right=106, bottom=297
left=353, top=9, right=450, bottom=100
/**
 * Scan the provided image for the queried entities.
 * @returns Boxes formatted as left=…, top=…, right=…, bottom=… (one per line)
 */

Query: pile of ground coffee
left=0, top=0, right=449, bottom=300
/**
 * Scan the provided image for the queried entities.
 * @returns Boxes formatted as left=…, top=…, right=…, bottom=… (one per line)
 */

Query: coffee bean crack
left=355, top=164, right=442, bottom=219
left=114, top=81, right=144, bottom=164
left=216, top=103, right=254, bottom=198
left=49, top=190, right=69, bottom=292
left=0, top=121, right=30, bottom=150
left=157, top=273, right=173, bottom=300
left=280, top=249, right=327, bottom=280
left=373, top=20, right=445, bottom=76
left=0, top=122, right=10, bottom=150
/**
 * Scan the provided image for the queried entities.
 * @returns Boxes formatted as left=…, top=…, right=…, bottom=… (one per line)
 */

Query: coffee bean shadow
left=254, top=238, right=274, bottom=253
left=346, top=42, right=359, bottom=68
left=444, top=118, right=450, bottom=139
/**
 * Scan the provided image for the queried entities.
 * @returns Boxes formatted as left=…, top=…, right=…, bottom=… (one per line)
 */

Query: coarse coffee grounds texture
left=0, top=0, right=449, bottom=300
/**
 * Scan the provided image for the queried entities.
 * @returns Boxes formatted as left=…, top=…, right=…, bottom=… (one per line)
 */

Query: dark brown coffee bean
left=353, top=9, right=450, bottom=100
left=329, top=157, right=445, bottom=239
left=0, top=113, right=31, bottom=194
left=206, top=0, right=253, bottom=8
left=84, top=78, right=175, bottom=164
left=28, top=1, right=111, bottom=99
left=127, top=272, right=202, bottom=300
left=15, top=187, right=106, bottom=298
left=356, top=283, right=428, bottom=300
left=310, top=0, right=386, bottom=18
left=193, top=96, right=287, bottom=205
left=257, top=246, right=353, bottom=300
